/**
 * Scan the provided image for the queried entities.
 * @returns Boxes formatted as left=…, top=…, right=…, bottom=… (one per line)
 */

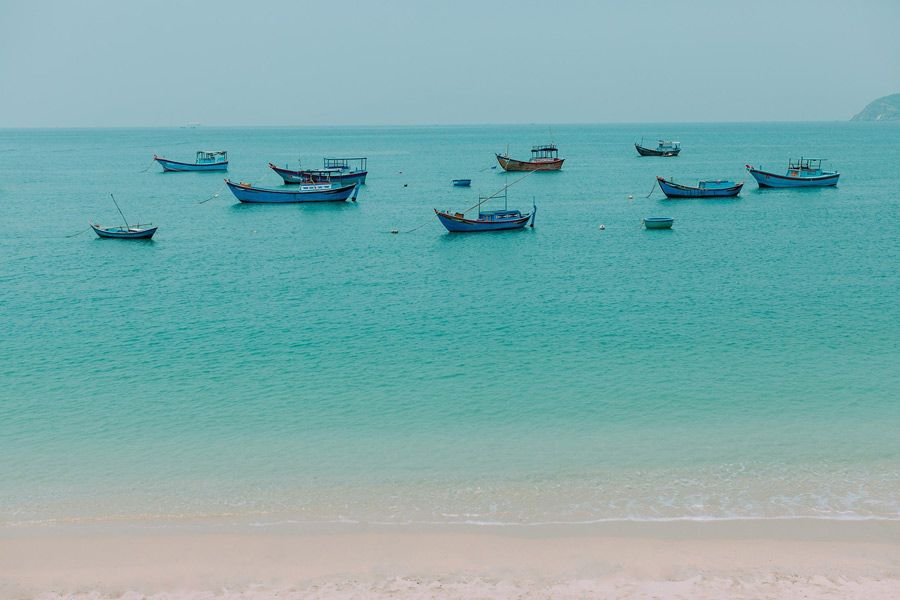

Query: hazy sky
left=1, top=0, right=898, bottom=127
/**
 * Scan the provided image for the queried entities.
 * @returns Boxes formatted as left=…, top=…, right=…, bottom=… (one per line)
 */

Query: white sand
left=2, top=519, right=900, bottom=599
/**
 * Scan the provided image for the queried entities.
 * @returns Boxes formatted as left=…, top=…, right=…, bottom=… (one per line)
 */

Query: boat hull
left=636, top=144, right=680, bottom=157
left=269, top=163, right=367, bottom=186
left=434, top=209, right=534, bottom=232
left=643, top=217, right=674, bottom=229
left=452, top=179, right=472, bottom=187
left=657, top=177, right=743, bottom=198
left=154, top=156, right=228, bottom=172
left=747, top=167, right=839, bottom=188
left=90, top=223, right=157, bottom=239
left=495, top=154, right=564, bottom=171
left=226, top=180, right=359, bottom=203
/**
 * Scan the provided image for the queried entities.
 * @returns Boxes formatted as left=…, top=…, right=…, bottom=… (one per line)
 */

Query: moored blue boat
left=225, top=179, right=360, bottom=203
left=642, top=217, right=674, bottom=229
left=269, top=157, right=367, bottom=186
left=90, top=222, right=157, bottom=239
left=435, top=174, right=536, bottom=233
left=452, top=179, right=472, bottom=187
left=657, top=176, right=743, bottom=198
left=154, top=151, right=228, bottom=172
left=746, top=158, right=839, bottom=188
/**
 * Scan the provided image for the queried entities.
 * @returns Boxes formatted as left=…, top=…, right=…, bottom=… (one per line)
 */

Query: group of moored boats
left=89, top=140, right=841, bottom=239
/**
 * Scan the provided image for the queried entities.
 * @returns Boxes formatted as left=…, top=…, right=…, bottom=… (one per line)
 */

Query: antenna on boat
left=549, top=125, right=554, bottom=145
left=109, top=193, right=129, bottom=229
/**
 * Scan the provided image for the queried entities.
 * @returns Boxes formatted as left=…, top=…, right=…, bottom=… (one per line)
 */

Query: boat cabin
left=197, top=150, right=227, bottom=164
left=787, top=158, right=826, bottom=177
left=323, top=157, right=367, bottom=172
left=658, top=141, right=680, bottom=151
left=477, top=209, right=523, bottom=221
left=530, top=144, right=559, bottom=162
left=699, top=180, right=736, bottom=189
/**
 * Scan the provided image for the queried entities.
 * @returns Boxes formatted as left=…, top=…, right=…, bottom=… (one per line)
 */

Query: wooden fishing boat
left=225, top=179, right=360, bottom=203
left=657, top=177, right=743, bottom=198
left=154, top=151, right=228, bottom=172
left=451, top=179, right=471, bottom=187
left=642, top=217, right=674, bottom=229
left=90, top=193, right=157, bottom=239
left=746, top=158, right=839, bottom=188
left=270, top=157, right=367, bottom=186
left=90, top=223, right=157, bottom=239
left=635, top=138, right=680, bottom=157
left=435, top=171, right=536, bottom=232
left=496, top=143, right=564, bottom=171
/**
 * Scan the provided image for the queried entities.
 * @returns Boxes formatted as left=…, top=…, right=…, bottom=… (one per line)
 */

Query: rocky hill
left=851, top=94, right=900, bottom=121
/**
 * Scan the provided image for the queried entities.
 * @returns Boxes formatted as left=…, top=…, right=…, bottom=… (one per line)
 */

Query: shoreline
left=4, top=518, right=900, bottom=599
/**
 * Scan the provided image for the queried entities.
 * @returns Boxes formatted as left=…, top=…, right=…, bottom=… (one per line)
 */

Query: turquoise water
left=2, top=123, right=899, bottom=526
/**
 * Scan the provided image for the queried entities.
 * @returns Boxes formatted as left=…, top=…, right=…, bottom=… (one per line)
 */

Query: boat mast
left=109, top=193, right=129, bottom=229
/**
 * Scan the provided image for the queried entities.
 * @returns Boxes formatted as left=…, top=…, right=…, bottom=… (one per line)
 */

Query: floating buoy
left=252, top=229, right=257, bottom=233
left=599, top=224, right=605, bottom=230
left=391, top=229, right=399, bottom=234
left=628, top=195, right=633, bottom=199
left=398, top=171, right=402, bottom=174
left=403, top=184, right=407, bottom=187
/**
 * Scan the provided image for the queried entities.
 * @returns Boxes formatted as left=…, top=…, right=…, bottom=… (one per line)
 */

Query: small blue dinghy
left=452, top=179, right=472, bottom=187
left=642, top=217, right=674, bottom=229
left=90, top=194, right=157, bottom=239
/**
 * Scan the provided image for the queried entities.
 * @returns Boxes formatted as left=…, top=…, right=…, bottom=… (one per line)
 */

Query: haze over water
left=2, top=122, right=899, bottom=526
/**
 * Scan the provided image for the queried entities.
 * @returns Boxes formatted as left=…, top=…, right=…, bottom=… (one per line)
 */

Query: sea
left=1, top=122, right=899, bottom=528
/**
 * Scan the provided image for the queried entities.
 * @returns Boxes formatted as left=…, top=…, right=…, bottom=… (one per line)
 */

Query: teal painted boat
left=643, top=217, right=674, bottom=229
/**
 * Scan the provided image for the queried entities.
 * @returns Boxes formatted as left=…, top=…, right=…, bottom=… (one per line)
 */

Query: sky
left=1, top=0, right=898, bottom=127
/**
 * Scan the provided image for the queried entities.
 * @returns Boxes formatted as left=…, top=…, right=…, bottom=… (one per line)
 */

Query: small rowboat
left=225, top=179, right=360, bottom=203
left=746, top=158, right=839, bottom=188
left=496, top=143, right=564, bottom=171
left=635, top=138, right=680, bottom=157
left=91, top=193, right=157, bottom=239
left=657, top=177, right=743, bottom=198
left=452, top=179, right=472, bottom=187
left=642, top=217, right=674, bottom=229
left=154, top=151, right=228, bottom=172
left=90, top=222, right=157, bottom=239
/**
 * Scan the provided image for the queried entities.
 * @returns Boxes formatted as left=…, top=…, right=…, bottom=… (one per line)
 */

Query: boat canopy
left=324, top=157, right=367, bottom=171
left=789, top=157, right=826, bottom=171
left=197, top=150, right=227, bottom=161
left=531, top=143, right=559, bottom=160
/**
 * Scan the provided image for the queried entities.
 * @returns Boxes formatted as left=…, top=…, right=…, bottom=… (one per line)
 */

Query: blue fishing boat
left=642, top=217, right=674, bottom=229
left=435, top=173, right=536, bottom=232
left=225, top=179, right=360, bottom=203
left=657, top=176, right=743, bottom=198
left=270, top=157, right=367, bottom=186
left=90, top=223, right=157, bottom=239
left=90, top=193, right=157, bottom=239
left=746, top=158, right=839, bottom=188
left=154, top=151, right=228, bottom=172
left=635, top=137, right=680, bottom=157
left=452, top=179, right=472, bottom=187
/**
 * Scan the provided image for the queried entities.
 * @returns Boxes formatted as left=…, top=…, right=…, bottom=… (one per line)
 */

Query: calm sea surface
left=1, top=123, right=899, bottom=526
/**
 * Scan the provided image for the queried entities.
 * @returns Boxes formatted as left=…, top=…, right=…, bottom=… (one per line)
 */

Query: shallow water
left=1, top=122, right=899, bottom=526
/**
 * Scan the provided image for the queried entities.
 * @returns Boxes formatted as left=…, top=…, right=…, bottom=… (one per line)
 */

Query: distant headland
left=851, top=93, right=900, bottom=121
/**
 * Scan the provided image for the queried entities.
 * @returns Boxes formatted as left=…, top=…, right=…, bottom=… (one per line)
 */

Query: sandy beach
left=3, top=519, right=900, bottom=599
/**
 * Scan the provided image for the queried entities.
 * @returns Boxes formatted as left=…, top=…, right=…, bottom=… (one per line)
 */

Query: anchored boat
left=154, top=151, right=228, bottom=172
left=635, top=138, right=680, bottom=157
left=496, top=143, right=564, bottom=171
left=435, top=172, right=536, bottom=232
left=746, top=158, right=839, bottom=188
left=270, top=157, right=367, bottom=186
left=642, top=217, right=674, bottom=229
left=90, top=194, right=157, bottom=239
left=451, top=179, right=472, bottom=187
left=225, top=179, right=360, bottom=203
left=657, top=177, right=743, bottom=198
